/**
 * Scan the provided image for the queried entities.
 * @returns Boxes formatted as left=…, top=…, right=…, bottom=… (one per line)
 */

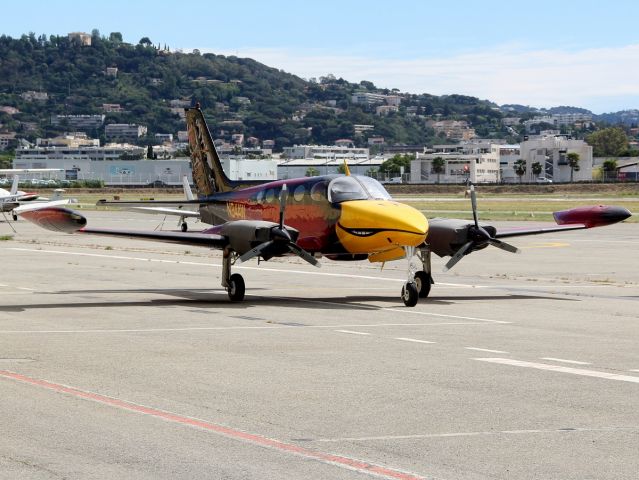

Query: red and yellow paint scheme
left=18, top=106, right=632, bottom=306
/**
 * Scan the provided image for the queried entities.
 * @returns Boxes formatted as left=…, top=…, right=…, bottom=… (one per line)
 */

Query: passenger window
left=256, top=190, right=264, bottom=203
left=265, top=189, right=275, bottom=203
left=310, top=182, right=328, bottom=202
left=293, top=185, right=306, bottom=202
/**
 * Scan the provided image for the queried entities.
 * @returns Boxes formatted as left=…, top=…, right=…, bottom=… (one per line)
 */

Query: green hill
left=0, top=32, right=512, bottom=149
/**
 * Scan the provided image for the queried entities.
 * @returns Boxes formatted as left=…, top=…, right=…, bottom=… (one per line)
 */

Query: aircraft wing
left=427, top=205, right=632, bottom=260
left=17, top=206, right=226, bottom=247
left=127, top=206, right=201, bottom=218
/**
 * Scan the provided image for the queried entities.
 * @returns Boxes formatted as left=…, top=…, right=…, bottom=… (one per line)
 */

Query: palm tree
left=514, top=159, right=526, bottom=183
left=567, top=152, right=580, bottom=182
left=432, top=156, right=445, bottom=183
left=532, top=161, right=542, bottom=178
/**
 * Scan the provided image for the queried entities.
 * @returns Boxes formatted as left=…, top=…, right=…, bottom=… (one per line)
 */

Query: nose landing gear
left=401, top=246, right=433, bottom=306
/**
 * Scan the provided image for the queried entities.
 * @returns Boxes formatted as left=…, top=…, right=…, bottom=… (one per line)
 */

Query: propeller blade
left=443, top=241, right=473, bottom=272
left=237, top=241, right=274, bottom=264
left=469, top=185, right=479, bottom=228
left=489, top=239, right=520, bottom=254
left=278, top=184, right=288, bottom=229
left=287, top=243, right=321, bottom=268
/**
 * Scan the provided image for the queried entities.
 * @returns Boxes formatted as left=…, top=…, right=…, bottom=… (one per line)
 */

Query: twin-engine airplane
left=19, top=106, right=632, bottom=306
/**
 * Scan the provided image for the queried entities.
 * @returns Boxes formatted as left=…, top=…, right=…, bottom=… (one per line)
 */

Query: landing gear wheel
left=414, top=271, right=432, bottom=298
left=401, top=282, right=419, bottom=307
left=180, top=222, right=188, bottom=232
left=227, top=273, right=245, bottom=302
left=12, top=213, right=18, bottom=221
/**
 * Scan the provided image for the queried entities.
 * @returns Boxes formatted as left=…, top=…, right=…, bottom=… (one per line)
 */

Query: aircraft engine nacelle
left=426, top=218, right=496, bottom=257
left=220, top=220, right=300, bottom=258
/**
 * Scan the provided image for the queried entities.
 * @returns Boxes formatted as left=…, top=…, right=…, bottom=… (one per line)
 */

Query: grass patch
left=0, top=235, right=13, bottom=241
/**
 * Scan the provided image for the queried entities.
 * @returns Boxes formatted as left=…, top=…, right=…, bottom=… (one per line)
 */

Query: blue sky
left=5, top=0, right=639, bottom=113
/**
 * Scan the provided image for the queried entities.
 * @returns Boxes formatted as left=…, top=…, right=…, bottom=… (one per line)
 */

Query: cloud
left=206, top=44, right=639, bottom=113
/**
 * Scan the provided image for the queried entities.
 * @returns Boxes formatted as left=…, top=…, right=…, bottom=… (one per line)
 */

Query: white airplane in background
left=1, top=171, right=74, bottom=230
left=109, top=175, right=200, bottom=232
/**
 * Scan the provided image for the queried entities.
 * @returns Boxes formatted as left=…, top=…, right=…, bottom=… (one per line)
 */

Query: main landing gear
left=222, top=248, right=245, bottom=301
left=401, top=246, right=433, bottom=307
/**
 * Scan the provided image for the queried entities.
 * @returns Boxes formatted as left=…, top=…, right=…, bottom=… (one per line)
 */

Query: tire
left=401, top=282, right=419, bottom=307
left=414, top=271, right=432, bottom=298
left=227, top=273, right=245, bottom=302
left=181, top=222, right=188, bottom=232
left=12, top=213, right=18, bottom=221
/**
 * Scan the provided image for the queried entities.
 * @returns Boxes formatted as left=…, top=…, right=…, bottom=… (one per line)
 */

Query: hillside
left=0, top=32, right=510, bottom=150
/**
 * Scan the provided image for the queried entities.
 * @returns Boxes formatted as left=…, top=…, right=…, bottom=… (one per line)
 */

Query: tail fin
left=185, top=106, right=234, bottom=195
left=182, top=175, right=194, bottom=200
left=10, top=175, right=19, bottom=195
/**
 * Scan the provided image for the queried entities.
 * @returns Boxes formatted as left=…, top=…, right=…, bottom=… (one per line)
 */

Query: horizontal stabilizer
left=128, top=207, right=200, bottom=218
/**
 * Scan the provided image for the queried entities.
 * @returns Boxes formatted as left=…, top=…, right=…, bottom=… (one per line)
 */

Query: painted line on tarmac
left=0, top=370, right=430, bottom=480
left=541, top=357, right=591, bottom=365
left=474, top=358, right=639, bottom=384
left=395, top=338, right=436, bottom=344
left=314, top=426, right=639, bottom=442
left=0, top=322, right=482, bottom=335
left=335, top=329, right=371, bottom=336
left=7, top=247, right=614, bottom=291
left=465, top=347, right=509, bottom=354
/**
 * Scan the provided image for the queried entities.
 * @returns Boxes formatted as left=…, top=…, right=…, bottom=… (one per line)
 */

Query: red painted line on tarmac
left=0, top=370, right=429, bottom=480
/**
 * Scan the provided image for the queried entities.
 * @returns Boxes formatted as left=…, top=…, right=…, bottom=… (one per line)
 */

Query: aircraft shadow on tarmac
left=0, top=288, right=575, bottom=313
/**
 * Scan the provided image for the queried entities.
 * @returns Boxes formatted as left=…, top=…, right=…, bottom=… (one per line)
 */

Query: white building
left=51, top=114, right=105, bottom=130
left=282, top=145, right=369, bottom=161
left=411, top=141, right=500, bottom=183
left=105, top=124, right=148, bottom=141
left=519, top=134, right=593, bottom=182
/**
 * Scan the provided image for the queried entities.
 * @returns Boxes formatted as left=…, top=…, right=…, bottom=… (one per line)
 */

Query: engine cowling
left=427, top=218, right=496, bottom=257
left=220, top=220, right=300, bottom=258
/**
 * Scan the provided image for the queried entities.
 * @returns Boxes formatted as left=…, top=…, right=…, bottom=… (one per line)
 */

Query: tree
left=305, top=167, right=320, bottom=177
left=139, top=37, right=152, bottom=47
left=109, top=32, right=123, bottom=43
left=585, top=127, right=629, bottom=157
left=514, top=159, right=526, bottom=183
left=602, top=158, right=618, bottom=181
left=146, top=144, right=154, bottom=159
left=432, top=156, right=445, bottom=183
left=379, top=154, right=414, bottom=177
left=531, top=161, right=542, bottom=177
left=567, top=152, right=580, bottom=182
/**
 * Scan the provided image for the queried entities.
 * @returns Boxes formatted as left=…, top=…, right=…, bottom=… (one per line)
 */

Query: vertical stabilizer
left=10, top=175, right=19, bottom=195
left=182, top=175, right=194, bottom=201
left=185, top=106, right=233, bottom=195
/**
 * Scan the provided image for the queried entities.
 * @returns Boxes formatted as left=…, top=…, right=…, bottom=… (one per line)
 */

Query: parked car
left=536, top=177, right=553, bottom=183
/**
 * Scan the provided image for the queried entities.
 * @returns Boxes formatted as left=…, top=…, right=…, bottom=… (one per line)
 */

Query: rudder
left=185, top=106, right=233, bottom=195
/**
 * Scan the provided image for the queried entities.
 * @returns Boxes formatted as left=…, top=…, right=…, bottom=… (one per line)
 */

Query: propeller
left=443, top=185, right=520, bottom=271
left=238, top=185, right=320, bottom=267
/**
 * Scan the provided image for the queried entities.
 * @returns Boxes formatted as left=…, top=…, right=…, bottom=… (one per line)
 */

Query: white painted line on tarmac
left=315, top=426, right=639, bottom=442
left=465, top=347, right=509, bottom=354
left=541, top=357, right=591, bottom=365
left=0, top=322, right=480, bottom=335
left=395, top=338, right=436, bottom=344
left=630, top=369, right=639, bottom=373
left=335, top=330, right=371, bottom=336
left=475, top=358, right=639, bottom=384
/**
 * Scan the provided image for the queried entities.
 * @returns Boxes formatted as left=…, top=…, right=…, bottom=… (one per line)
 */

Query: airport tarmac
left=1, top=212, right=638, bottom=479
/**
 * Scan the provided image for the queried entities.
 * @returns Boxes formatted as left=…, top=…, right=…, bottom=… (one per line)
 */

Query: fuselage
left=199, top=175, right=428, bottom=261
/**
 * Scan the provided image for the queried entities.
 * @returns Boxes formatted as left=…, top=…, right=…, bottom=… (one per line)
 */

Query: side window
left=293, top=184, right=306, bottom=202
left=256, top=190, right=264, bottom=203
left=265, top=189, right=275, bottom=203
left=310, top=181, right=328, bottom=202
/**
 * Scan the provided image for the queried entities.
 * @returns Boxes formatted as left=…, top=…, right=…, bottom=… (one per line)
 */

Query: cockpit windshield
left=328, top=175, right=392, bottom=203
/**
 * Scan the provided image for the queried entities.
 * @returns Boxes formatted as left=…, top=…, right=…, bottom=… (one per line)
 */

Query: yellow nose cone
left=336, top=200, right=428, bottom=254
